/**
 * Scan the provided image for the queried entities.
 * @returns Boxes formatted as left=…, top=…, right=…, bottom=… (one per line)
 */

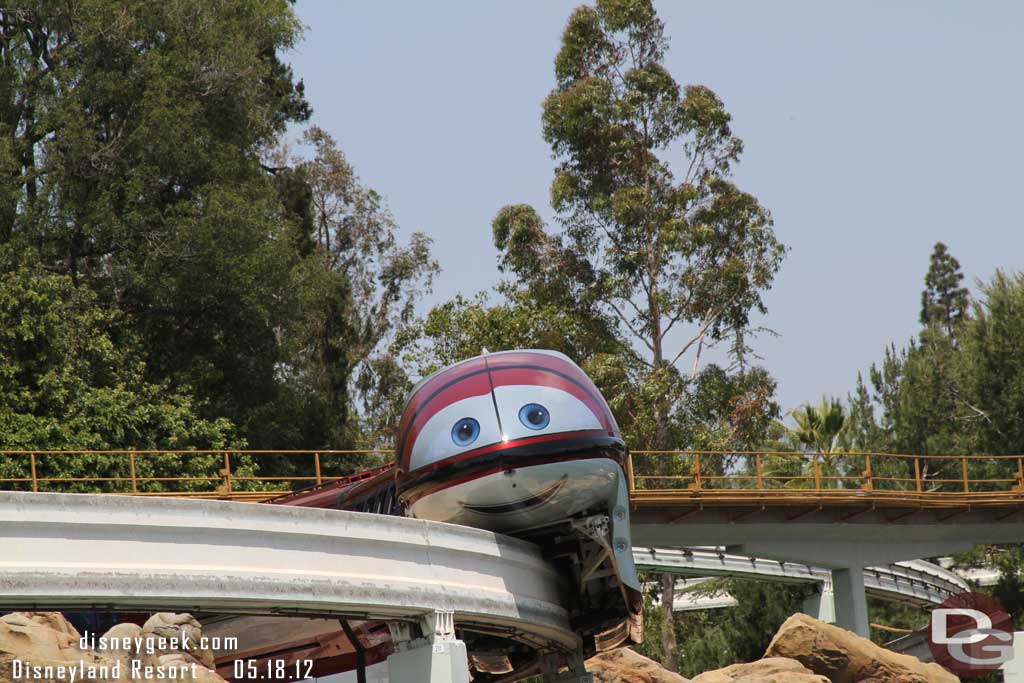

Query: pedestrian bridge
left=2, top=449, right=1022, bottom=507
left=2, top=449, right=1023, bottom=639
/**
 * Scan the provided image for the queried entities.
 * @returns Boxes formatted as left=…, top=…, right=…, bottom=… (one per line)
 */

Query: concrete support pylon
left=831, top=566, right=869, bottom=637
left=800, top=574, right=836, bottom=624
left=387, top=610, right=470, bottom=683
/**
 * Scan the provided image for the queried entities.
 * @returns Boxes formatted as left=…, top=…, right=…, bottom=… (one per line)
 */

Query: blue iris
left=518, top=403, right=550, bottom=430
left=451, top=417, right=481, bottom=446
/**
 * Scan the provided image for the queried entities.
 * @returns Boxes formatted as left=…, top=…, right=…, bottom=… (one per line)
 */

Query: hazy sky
left=288, top=1, right=1024, bottom=415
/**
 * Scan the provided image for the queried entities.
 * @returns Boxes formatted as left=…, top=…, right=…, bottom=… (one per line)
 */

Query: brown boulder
left=0, top=611, right=227, bottom=683
left=587, top=647, right=691, bottom=682
left=691, top=657, right=830, bottom=683
left=0, top=612, right=97, bottom=666
left=765, top=614, right=958, bottom=683
left=141, top=613, right=216, bottom=669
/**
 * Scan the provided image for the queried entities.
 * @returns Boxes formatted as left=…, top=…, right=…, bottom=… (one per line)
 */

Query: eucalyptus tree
left=491, top=0, right=785, bottom=670
left=271, top=127, right=438, bottom=455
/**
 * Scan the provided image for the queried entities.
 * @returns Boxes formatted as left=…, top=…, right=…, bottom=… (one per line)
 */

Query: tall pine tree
left=920, top=242, right=969, bottom=336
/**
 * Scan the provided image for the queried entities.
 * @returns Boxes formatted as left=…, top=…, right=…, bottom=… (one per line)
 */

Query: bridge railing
left=626, top=450, right=1024, bottom=506
left=2, top=449, right=1024, bottom=506
left=0, top=450, right=390, bottom=500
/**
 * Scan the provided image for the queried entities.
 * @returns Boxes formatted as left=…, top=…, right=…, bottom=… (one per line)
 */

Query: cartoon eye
left=518, top=403, right=550, bottom=430
left=451, top=417, right=481, bottom=446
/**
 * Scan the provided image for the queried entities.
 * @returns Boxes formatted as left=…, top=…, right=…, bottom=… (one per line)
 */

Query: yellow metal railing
left=0, top=450, right=391, bottom=501
left=0, top=450, right=1022, bottom=507
left=626, top=450, right=1024, bottom=508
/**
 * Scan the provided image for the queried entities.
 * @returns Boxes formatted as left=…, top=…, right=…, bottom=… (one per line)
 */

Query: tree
left=852, top=249, right=1024, bottom=631
left=961, top=271, right=1024, bottom=456
left=789, top=397, right=847, bottom=454
left=920, top=242, right=969, bottom=335
left=491, top=0, right=785, bottom=669
left=668, top=579, right=804, bottom=677
left=399, top=285, right=623, bottom=380
left=266, top=127, right=438, bottom=457
left=0, top=245, right=240, bottom=490
left=856, top=244, right=974, bottom=485
left=842, top=373, right=889, bottom=453
left=0, top=0, right=313, bottom=447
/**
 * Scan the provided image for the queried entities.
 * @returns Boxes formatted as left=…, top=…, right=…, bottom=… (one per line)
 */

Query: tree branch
left=604, top=297, right=655, bottom=352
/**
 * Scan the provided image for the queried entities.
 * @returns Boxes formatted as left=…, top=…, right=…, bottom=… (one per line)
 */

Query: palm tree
left=790, top=397, right=848, bottom=454
left=786, top=397, right=850, bottom=489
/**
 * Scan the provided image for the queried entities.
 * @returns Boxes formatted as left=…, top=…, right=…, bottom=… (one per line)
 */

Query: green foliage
left=272, top=126, right=439, bottom=452
left=0, top=0, right=314, bottom=450
left=0, top=246, right=234, bottom=451
left=920, top=242, right=970, bottom=334
left=850, top=244, right=1024, bottom=631
left=0, top=245, right=251, bottom=491
left=673, top=579, right=804, bottom=677
left=0, top=3, right=437, bottom=474
left=398, top=284, right=622, bottom=381
left=789, top=397, right=847, bottom=453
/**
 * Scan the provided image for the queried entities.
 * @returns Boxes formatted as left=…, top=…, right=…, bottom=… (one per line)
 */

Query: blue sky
left=287, top=1, right=1024, bottom=415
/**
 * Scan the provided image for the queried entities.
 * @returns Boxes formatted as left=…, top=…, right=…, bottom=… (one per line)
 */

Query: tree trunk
left=649, top=296, right=679, bottom=670
left=660, top=572, right=678, bottom=671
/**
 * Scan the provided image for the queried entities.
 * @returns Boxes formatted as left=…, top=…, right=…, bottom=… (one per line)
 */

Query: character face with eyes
left=395, top=350, right=621, bottom=473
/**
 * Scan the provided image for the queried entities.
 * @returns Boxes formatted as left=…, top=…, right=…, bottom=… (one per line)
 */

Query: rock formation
left=0, top=612, right=225, bottom=683
left=0, top=610, right=957, bottom=683
left=764, top=614, right=958, bottom=683
left=587, top=647, right=691, bottom=682
left=597, top=613, right=961, bottom=683
left=691, top=657, right=830, bottom=683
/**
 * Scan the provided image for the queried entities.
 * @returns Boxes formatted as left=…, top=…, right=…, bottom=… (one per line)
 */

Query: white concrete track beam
left=0, top=491, right=578, bottom=652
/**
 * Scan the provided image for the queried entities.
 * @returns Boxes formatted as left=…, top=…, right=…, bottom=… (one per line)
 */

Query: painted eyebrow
left=398, top=368, right=490, bottom=456
left=489, top=364, right=606, bottom=411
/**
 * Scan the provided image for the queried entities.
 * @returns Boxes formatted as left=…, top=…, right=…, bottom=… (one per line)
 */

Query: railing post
left=1016, top=457, right=1024, bottom=493
left=315, top=452, right=323, bottom=485
left=755, top=453, right=763, bottom=489
left=961, top=457, right=969, bottom=494
left=914, top=458, right=922, bottom=493
left=690, top=453, right=702, bottom=490
left=30, top=452, right=38, bottom=492
left=813, top=454, right=821, bottom=491
left=130, top=452, right=138, bottom=493
left=861, top=454, right=873, bottom=492
left=222, top=452, right=233, bottom=494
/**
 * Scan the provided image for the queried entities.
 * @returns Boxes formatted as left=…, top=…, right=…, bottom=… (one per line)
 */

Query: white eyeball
left=494, top=385, right=602, bottom=442
left=408, top=393, right=501, bottom=471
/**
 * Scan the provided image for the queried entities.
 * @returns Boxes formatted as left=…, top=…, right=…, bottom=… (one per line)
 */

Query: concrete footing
left=387, top=639, right=470, bottom=683
left=387, top=610, right=471, bottom=683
